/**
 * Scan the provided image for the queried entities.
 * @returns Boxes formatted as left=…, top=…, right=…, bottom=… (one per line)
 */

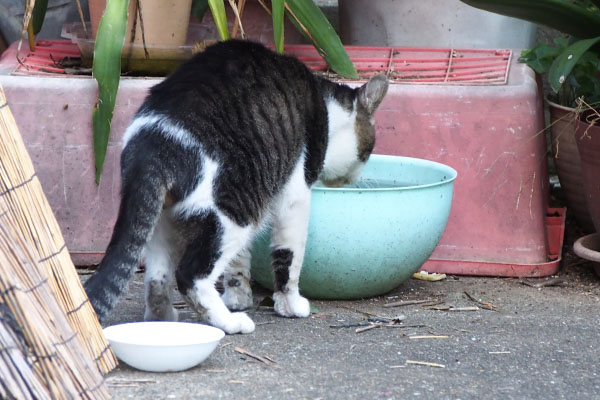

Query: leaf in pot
left=285, top=0, right=358, bottom=79
left=549, top=36, right=600, bottom=94
left=519, top=43, right=562, bottom=74
left=459, top=0, right=600, bottom=38
left=208, top=0, right=230, bottom=40
left=192, top=0, right=210, bottom=20
left=92, top=0, right=130, bottom=183
left=576, top=74, right=600, bottom=106
left=272, top=0, right=285, bottom=53
left=32, top=0, right=48, bottom=34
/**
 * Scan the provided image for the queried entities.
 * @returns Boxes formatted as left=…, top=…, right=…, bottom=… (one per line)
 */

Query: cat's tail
left=84, top=179, right=166, bottom=322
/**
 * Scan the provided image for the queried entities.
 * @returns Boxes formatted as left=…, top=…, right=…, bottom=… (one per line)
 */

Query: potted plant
left=520, top=33, right=600, bottom=233
left=460, top=0, right=600, bottom=232
left=574, top=103, right=600, bottom=244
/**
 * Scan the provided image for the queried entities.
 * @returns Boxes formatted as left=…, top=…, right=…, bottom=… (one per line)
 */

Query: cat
left=84, top=39, right=388, bottom=334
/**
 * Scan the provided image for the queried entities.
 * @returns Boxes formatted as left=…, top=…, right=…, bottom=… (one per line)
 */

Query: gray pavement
left=96, top=251, right=600, bottom=400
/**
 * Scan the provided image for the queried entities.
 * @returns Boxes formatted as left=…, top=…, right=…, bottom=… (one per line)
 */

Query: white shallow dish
left=103, top=321, right=225, bottom=372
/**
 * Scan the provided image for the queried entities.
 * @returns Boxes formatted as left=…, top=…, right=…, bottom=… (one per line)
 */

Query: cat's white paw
left=212, top=312, right=255, bottom=334
left=273, top=291, right=310, bottom=318
left=222, top=284, right=253, bottom=311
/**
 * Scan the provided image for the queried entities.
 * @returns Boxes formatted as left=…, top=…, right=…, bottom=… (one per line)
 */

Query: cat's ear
left=357, top=74, right=389, bottom=114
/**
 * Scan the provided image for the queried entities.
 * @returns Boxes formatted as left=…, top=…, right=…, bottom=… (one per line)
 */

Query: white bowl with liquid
left=103, top=321, right=225, bottom=372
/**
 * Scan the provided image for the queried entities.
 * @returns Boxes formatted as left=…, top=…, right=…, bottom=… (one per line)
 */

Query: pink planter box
left=0, top=41, right=563, bottom=276
left=362, top=61, right=559, bottom=276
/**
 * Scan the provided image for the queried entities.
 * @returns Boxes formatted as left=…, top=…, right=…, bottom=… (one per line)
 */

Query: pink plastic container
left=0, top=41, right=564, bottom=276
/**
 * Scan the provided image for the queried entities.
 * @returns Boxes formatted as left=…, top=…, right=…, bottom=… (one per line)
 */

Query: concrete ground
left=95, top=222, right=600, bottom=400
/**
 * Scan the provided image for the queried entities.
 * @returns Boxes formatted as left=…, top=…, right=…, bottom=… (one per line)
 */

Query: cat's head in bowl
left=319, top=74, right=389, bottom=188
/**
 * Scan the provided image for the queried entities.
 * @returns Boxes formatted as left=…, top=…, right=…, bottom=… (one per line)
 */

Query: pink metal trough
left=0, top=40, right=564, bottom=277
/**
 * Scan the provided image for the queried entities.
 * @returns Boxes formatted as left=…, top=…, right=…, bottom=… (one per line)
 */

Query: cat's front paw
left=221, top=283, right=253, bottom=311
left=273, top=291, right=310, bottom=318
left=211, top=312, right=255, bottom=335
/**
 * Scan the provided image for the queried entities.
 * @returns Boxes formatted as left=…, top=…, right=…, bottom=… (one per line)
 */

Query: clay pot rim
left=546, top=98, right=575, bottom=113
left=547, top=97, right=599, bottom=127
left=573, top=233, right=600, bottom=262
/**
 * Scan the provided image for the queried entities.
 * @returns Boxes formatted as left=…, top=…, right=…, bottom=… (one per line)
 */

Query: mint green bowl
left=250, top=154, right=457, bottom=299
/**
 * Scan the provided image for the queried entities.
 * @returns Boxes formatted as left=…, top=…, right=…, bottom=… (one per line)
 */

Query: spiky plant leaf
left=286, top=0, right=358, bottom=79
left=92, top=0, right=129, bottom=183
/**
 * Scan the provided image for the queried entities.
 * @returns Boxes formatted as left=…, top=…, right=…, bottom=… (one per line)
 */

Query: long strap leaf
left=459, top=0, right=600, bottom=39
left=92, top=0, right=129, bottom=183
left=272, top=0, right=285, bottom=53
left=286, top=0, right=357, bottom=79
left=208, top=0, right=230, bottom=40
left=32, top=0, right=48, bottom=34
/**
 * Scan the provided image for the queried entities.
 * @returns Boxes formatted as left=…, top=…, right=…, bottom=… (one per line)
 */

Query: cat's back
left=147, top=40, right=317, bottom=111
left=140, top=39, right=326, bottom=173
left=132, top=40, right=329, bottom=225
left=140, top=40, right=324, bottom=152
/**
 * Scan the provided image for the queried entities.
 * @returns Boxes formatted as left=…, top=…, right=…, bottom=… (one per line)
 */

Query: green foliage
left=191, top=0, right=210, bottom=20
left=521, top=37, right=600, bottom=106
left=272, top=0, right=285, bottom=53
left=31, top=0, right=48, bottom=34
left=547, top=36, right=600, bottom=97
left=286, top=0, right=358, bottom=78
left=519, top=39, right=565, bottom=74
left=208, top=0, right=229, bottom=40
left=460, top=0, right=600, bottom=108
left=92, top=0, right=129, bottom=183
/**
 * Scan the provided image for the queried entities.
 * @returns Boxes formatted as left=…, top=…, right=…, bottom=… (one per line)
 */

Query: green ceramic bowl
left=250, top=154, right=457, bottom=299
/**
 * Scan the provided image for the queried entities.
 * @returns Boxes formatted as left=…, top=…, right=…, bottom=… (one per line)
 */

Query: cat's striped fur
left=84, top=40, right=388, bottom=334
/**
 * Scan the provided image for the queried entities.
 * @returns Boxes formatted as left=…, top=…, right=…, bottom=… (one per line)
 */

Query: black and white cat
left=84, top=40, right=388, bottom=334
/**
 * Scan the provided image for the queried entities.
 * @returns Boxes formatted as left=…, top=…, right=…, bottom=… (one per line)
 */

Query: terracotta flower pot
left=89, top=0, right=192, bottom=47
left=573, top=233, right=600, bottom=277
left=575, top=111, right=600, bottom=232
left=87, top=0, right=193, bottom=74
left=548, top=100, right=595, bottom=233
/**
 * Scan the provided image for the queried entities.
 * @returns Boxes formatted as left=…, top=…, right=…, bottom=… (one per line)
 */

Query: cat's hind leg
left=176, top=210, right=255, bottom=334
left=221, top=247, right=253, bottom=311
left=143, top=213, right=178, bottom=322
left=270, top=164, right=311, bottom=318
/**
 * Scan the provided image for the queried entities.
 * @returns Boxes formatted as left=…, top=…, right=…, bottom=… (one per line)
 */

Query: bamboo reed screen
left=0, top=84, right=117, bottom=378
left=0, top=209, right=111, bottom=399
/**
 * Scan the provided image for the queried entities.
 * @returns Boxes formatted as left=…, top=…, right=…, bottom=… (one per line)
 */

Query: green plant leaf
left=92, top=0, right=129, bottom=183
left=286, top=0, right=358, bottom=79
left=191, top=0, right=210, bottom=20
left=32, top=0, right=48, bottom=34
left=549, top=36, right=600, bottom=93
left=459, top=0, right=600, bottom=38
left=553, top=36, right=569, bottom=48
left=208, top=0, right=229, bottom=40
left=588, top=0, right=600, bottom=9
left=519, top=43, right=563, bottom=73
left=272, top=0, right=285, bottom=53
